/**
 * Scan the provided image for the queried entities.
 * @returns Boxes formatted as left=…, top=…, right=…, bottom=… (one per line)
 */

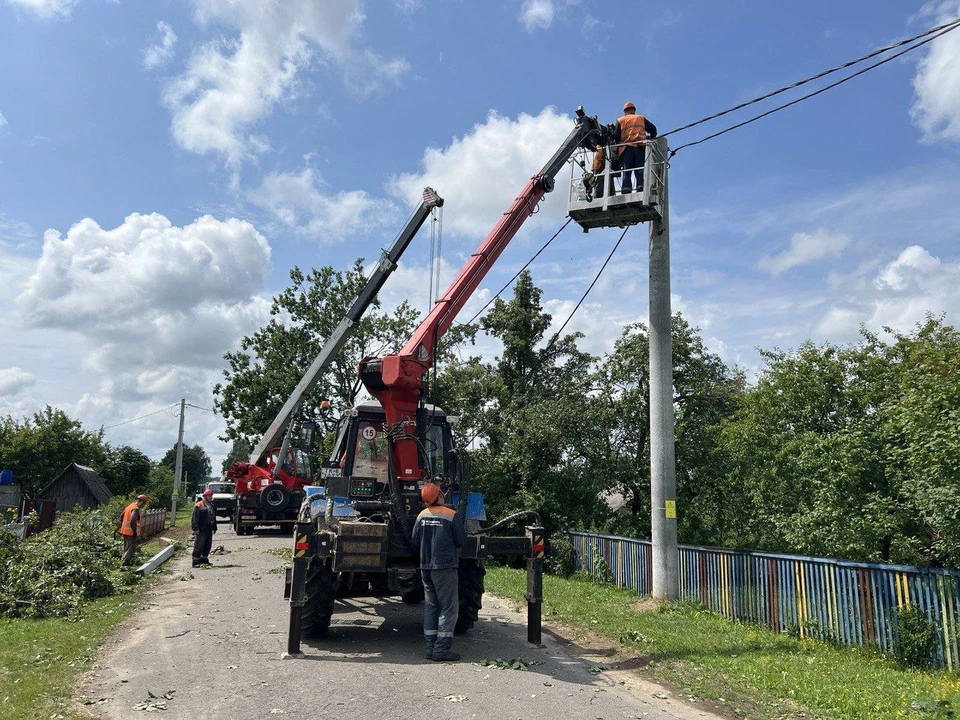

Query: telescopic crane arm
left=250, top=188, right=444, bottom=468
left=360, top=108, right=602, bottom=477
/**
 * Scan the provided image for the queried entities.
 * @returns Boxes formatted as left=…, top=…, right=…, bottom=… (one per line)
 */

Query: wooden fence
left=569, top=531, right=960, bottom=669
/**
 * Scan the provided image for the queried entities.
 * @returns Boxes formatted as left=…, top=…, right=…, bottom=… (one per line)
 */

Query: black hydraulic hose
left=385, top=436, right=415, bottom=546
left=471, top=509, right=542, bottom=536
left=453, top=449, right=470, bottom=522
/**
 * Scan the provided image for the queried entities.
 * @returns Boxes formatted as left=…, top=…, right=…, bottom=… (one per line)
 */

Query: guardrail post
left=526, top=526, right=545, bottom=645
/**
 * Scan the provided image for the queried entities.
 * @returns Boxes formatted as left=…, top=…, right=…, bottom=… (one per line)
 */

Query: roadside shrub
left=546, top=533, right=575, bottom=577
left=892, top=606, right=939, bottom=668
left=0, top=507, right=138, bottom=618
left=589, top=543, right=611, bottom=584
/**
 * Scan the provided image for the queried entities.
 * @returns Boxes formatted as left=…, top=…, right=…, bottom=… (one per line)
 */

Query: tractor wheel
left=300, top=560, right=337, bottom=638
left=455, top=558, right=485, bottom=634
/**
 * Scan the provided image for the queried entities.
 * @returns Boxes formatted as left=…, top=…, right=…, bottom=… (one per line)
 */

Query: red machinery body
left=225, top=447, right=313, bottom=534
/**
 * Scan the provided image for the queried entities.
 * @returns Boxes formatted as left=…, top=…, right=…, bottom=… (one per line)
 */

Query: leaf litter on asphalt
left=445, top=695, right=468, bottom=703
left=479, top=657, right=541, bottom=670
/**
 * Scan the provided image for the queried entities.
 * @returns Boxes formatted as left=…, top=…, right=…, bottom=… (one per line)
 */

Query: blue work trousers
left=422, top=567, right=459, bottom=655
left=620, top=144, right=645, bottom=193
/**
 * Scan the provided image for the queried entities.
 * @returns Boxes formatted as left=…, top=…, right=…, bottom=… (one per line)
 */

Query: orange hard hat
left=623, top=101, right=636, bottom=112
left=136, top=494, right=149, bottom=502
left=420, top=482, right=443, bottom=506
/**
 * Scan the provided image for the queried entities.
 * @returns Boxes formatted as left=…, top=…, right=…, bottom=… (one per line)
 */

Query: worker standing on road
left=615, top=101, right=657, bottom=194
left=412, top=482, right=466, bottom=661
left=119, top=494, right=149, bottom=567
left=191, top=488, right=217, bottom=568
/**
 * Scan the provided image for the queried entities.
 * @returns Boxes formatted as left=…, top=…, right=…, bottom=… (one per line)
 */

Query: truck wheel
left=260, top=484, right=291, bottom=512
left=455, top=559, right=485, bottom=634
left=401, top=586, right=424, bottom=604
left=301, top=560, right=337, bottom=638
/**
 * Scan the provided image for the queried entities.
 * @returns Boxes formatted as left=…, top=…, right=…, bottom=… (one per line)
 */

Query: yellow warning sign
left=664, top=500, right=676, bottom=519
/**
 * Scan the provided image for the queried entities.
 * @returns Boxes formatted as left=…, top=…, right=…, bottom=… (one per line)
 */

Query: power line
left=102, top=403, right=179, bottom=430
left=661, top=16, right=960, bottom=139
left=668, top=17, right=960, bottom=156
left=462, top=217, right=573, bottom=326
left=185, top=403, right=216, bottom=413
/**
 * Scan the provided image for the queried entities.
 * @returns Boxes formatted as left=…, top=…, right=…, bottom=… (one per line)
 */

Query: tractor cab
left=262, top=445, right=313, bottom=487
left=319, top=401, right=455, bottom=516
left=567, top=136, right=668, bottom=231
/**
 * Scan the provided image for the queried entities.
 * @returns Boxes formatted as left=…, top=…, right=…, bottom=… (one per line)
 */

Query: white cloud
left=520, top=0, right=554, bottom=31
left=18, top=213, right=272, bottom=397
left=248, top=167, right=398, bottom=243
left=814, top=245, right=960, bottom=340
left=142, top=21, right=178, bottom=71
left=390, top=107, right=575, bottom=238
left=5, top=0, right=77, bottom=20
left=0, top=111, right=7, bottom=132
left=757, top=229, right=850, bottom=275
left=164, top=0, right=409, bottom=163
left=0, top=367, right=36, bottom=397
left=911, top=2, right=960, bottom=142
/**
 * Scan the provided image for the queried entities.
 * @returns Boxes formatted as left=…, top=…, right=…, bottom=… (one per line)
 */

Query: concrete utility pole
left=170, top=398, right=185, bottom=526
left=648, top=137, right=679, bottom=601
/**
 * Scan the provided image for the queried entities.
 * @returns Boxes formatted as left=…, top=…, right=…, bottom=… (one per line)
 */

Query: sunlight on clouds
left=164, top=0, right=408, bottom=163
left=757, top=229, right=850, bottom=276
left=5, top=0, right=77, bottom=20
left=142, top=21, right=178, bottom=71
left=911, top=1, right=960, bottom=142
left=520, top=0, right=554, bottom=31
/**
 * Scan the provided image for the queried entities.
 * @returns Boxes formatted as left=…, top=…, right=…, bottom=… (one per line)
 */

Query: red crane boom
left=360, top=107, right=602, bottom=477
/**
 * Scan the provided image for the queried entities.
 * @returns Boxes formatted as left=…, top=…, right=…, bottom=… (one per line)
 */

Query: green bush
left=0, top=506, right=138, bottom=618
left=546, top=533, right=575, bottom=577
left=892, top=606, right=939, bottom=668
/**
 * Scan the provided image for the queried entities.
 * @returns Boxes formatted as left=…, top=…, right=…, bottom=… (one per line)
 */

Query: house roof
left=40, top=463, right=113, bottom=505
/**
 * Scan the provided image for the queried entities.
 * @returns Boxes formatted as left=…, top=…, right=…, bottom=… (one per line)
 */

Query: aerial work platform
left=567, top=136, right=668, bottom=231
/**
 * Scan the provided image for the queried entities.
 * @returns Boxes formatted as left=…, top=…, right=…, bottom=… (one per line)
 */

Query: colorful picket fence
left=569, top=531, right=960, bottom=669
left=139, top=508, right=167, bottom=538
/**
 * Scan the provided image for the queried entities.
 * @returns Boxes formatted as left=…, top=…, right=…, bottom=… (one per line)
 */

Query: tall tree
left=214, top=260, right=420, bottom=444
left=101, top=445, right=152, bottom=496
left=159, top=444, right=212, bottom=497
left=0, top=407, right=111, bottom=495
left=221, top=438, right=254, bottom=472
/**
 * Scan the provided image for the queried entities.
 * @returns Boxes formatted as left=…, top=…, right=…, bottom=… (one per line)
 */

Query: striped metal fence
left=569, top=531, right=960, bottom=669
left=139, top=508, right=167, bottom=538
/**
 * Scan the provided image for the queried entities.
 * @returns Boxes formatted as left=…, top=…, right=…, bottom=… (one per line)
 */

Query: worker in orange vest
left=191, top=488, right=217, bottom=567
left=615, top=101, right=658, bottom=195
left=119, top=494, right=149, bottom=567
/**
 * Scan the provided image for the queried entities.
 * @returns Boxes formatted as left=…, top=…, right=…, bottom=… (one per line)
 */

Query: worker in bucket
left=119, top=493, right=149, bottom=566
left=615, top=101, right=657, bottom=194
left=191, top=488, right=217, bottom=567
left=412, top=482, right=466, bottom=661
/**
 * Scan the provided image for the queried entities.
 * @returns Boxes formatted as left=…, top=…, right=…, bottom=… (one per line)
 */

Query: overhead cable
left=662, top=16, right=960, bottom=142
left=463, top=217, right=573, bottom=326
left=102, top=404, right=179, bottom=430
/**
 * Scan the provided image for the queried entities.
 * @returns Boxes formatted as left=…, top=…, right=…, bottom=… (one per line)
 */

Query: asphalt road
left=81, top=526, right=724, bottom=720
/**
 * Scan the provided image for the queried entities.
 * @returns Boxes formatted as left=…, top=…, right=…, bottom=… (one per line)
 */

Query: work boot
left=424, top=635, right=436, bottom=660
left=431, top=649, right=460, bottom=662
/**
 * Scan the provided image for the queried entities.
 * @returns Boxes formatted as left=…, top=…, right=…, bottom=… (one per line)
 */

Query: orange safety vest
left=617, top=113, right=647, bottom=157
left=120, top=501, right=141, bottom=537
left=591, top=148, right=606, bottom=173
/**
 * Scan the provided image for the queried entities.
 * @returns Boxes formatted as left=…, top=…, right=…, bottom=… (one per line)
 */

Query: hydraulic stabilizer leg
left=285, top=522, right=312, bottom=656
left=525, top=525, right=545, bottom=645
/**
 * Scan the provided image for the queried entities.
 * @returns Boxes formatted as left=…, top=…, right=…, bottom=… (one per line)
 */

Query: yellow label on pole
left=664, top=500, right=676, bottom=519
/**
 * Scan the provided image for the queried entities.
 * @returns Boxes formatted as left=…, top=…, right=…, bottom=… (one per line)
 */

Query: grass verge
left=486, top=567, right=960, bottom=720
left=0, top=590, right=140, bottom=720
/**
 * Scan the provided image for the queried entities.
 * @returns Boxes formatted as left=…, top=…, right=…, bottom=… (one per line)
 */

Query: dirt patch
left=631, top=596, right=662, bottom=613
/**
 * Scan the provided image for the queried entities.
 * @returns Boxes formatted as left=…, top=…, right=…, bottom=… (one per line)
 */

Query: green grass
left=0, top=591, right=140, bottom=720
left=486, top=567, right=960, bottom=720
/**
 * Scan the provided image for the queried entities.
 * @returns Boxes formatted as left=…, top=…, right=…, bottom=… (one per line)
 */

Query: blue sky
left=1, top=0, right=959, bottom=461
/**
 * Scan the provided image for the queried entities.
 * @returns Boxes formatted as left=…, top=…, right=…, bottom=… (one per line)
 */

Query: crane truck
left=225, top=188, right=444, bottom=535
left=284, top=107, right=608, bottom=652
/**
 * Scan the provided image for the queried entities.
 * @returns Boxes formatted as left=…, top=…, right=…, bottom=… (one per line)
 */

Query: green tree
left=159, top=444, right=212, bottom=497
left=214, top=260, right=420, bottom=444
left=101, top=445, right=152, bottom=496
left=146, top=464, right=177, bottom=504
left=0, top=407, right=111, bottom=495
left=585, top=315, right=744, bottom=540
left=452, top=271, right=606, bottom=532
left=221, top=438, right=253, bottom=472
